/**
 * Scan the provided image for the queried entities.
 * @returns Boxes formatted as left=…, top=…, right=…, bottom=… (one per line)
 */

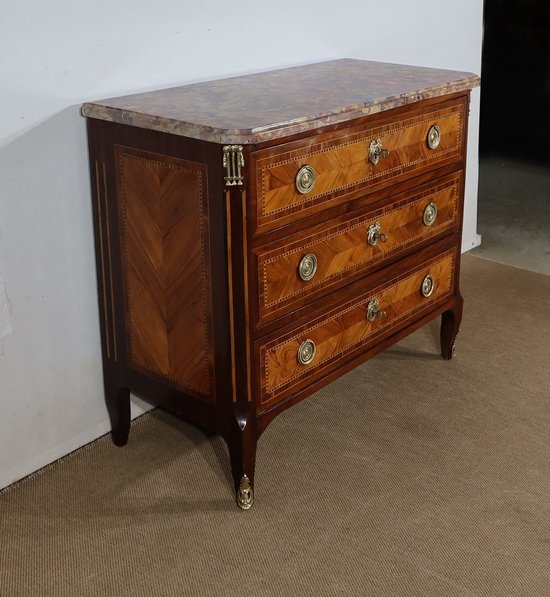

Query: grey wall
left=0, top=0, right=483, bottom=488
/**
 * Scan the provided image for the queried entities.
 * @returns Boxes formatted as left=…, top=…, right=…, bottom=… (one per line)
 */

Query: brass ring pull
left=423, top=202, right=438, bottom=226
left=297, top=339, right=317, bottom=365
left=366, top=298, right=387, bottom=322
left=298, top=253, right=318, bottom=282
left=367, top=221, right=387, bottom=247
left=295, top=165, right=317, bottom=194
left=421, top=274, right=435, bottom=298
left=368, top=139, right=390, bottom=165
left=427, top=125, right=441, bottom=150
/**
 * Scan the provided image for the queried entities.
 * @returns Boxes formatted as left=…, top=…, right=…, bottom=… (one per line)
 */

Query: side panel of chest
left=114, top=147, right=214, bottom=401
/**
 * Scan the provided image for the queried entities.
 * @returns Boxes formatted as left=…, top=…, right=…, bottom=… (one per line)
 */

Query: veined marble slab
left=81, top=59, right=480, bottom=144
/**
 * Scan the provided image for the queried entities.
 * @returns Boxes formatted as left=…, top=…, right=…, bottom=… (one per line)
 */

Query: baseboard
left=0, top=397, right=153, bottom=491
left=462, top=232, right=482, bottom=253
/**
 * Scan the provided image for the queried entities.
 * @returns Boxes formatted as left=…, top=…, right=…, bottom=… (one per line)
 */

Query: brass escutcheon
left=237, top=475, right=253, bottom=510
left=367, top=221, right=387, bottom=247
left=421, top=274, right=435, bottom=297
left=423, top=202, right=438, bottom=226
left=295, top=165, right=317, bottom=194
left=298, top=253, right=318, bottom=281
left=368, top=138, right=389, bottom=165
left=427, top=124, right=441, bottom=150
left=366, top=298, right=387, bottom=322
left=297, top=339, right=316, bottom=365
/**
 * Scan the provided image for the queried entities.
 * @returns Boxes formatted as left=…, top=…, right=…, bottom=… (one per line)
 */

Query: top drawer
left=251, top=96, right=466, bottom=234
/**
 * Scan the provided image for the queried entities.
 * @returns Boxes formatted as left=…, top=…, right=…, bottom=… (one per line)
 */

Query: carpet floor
left=1, top=254, right=549, bottom=596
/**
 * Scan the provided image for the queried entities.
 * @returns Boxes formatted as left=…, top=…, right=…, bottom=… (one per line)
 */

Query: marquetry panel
left=259, top=249, right=456, bottom=407
left=252, top=97, right=465, bottom=232
left=116, top=147, right=213, bottom=400
left=256, top=174, right=460, bottom=325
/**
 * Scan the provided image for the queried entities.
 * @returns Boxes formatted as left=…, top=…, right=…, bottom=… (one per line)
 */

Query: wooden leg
left=225, top=411, right=258, bottom=510
left=105, top=380, right=131, bottom=447
left=440, top=294, right=463, bottom=360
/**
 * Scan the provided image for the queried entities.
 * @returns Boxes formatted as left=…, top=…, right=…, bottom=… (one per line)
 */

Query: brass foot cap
left=237, top=474, right=254, bottom=510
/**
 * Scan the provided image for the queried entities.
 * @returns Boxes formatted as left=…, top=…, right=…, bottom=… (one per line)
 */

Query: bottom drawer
left=258, top=247, right=457, bottom=408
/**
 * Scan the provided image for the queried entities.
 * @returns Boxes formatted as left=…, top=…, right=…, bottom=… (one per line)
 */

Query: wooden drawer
left=254, top=173, right=461, bottom=326
left=257, top=248, right=456, bottom=408
left=251, top=96, right=466, bottom=234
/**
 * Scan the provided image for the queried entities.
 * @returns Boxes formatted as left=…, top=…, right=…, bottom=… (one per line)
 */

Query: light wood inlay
left=117, top=147, right=213, bottom=400
left=256, top=175, right=460, bottom=324
left=253, top=98, right=464, bottom=231
left=94, top=160, right=118, bottom=361
left=101, top=161, right=118, bottom=362
left=225, top=190, right=238, bottom=403
left=240, top=191, right=253, bottom=403
left=260, top=250, right=456, bottom=405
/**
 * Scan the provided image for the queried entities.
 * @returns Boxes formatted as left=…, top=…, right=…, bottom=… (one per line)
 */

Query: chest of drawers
left=82, top=59, right=479, bottom=509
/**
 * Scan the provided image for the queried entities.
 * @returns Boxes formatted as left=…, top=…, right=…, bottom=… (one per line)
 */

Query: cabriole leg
left=225, top=413, right=258, bottom=510
left=105, top=379, right=131, bottom=447
left=440, top=294, right=464, bottom=360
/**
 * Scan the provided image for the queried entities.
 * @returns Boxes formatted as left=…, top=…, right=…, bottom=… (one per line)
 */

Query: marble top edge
left=81, top=59, right=480, bottom=144
left=247, top=74, right=481, bottom=134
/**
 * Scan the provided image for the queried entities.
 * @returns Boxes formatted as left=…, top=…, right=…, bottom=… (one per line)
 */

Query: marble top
left=81, top=59, right=480, bottom=144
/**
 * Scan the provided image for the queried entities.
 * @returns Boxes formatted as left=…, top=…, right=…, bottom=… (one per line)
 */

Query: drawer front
left=252, top=97, right=465, bottom=233
left=255, top=173, right=461, bottom=325
left=258, top=248, right=456, bottom=408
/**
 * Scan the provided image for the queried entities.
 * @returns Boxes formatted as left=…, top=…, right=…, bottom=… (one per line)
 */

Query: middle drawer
left=253, top=172, right=461, bottom=327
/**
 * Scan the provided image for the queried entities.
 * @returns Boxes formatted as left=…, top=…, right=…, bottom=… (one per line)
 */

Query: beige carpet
left=1, top=254, right=550, bottom=596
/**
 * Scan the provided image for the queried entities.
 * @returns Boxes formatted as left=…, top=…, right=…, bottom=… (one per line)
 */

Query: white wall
left=0, top=0, right=483, bottom=489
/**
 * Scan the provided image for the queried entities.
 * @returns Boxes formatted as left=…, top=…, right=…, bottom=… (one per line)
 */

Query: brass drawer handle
left=366, top=298, right=387, bottom=322
left=423, top=202, right=438, bottom=226
left=295, top=165, right=317, bottom=194
left=298, top=253, right=318, bottom=281
left=367, top=221, right=387, bottom=247
left=421, top=274, right=435, bottom=297
left=427, top=125, right=441, bottom=150
left=297, top=339, right=317, bottom=365
left=368, top=139, right=390, bottom=165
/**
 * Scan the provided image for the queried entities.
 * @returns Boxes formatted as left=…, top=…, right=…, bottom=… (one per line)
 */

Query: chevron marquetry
left=259, top=250, right=456, bottom=406
left=117, top=148, right=212, bottom=400
left=257, top=174, right=460, bottom=324
left=253, top=98, right=465, bottom=232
